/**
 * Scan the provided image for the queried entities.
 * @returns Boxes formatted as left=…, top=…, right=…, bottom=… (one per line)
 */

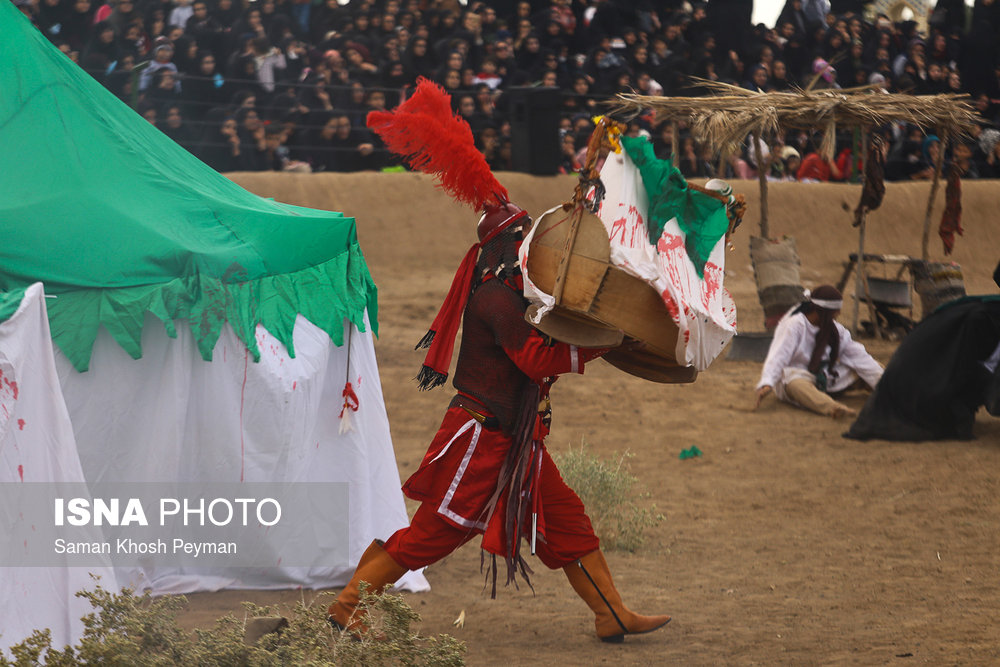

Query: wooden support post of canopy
left=751, top=131, right=769, bottom=240
left=852, top=127, right=881, bottom=337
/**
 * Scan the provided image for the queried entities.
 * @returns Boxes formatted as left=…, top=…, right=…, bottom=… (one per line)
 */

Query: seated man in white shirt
left=754, top=285, right=884, bottom=418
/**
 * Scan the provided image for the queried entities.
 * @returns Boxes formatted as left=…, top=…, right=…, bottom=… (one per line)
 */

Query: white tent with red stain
left=0, top=3, right=424, bottom=654
left=0, top=283, right=428, bottom=653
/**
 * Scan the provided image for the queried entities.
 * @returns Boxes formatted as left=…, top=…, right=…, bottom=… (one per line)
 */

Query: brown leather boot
left=327, top=540, right=408, bottom=634
left=564, top=549, right=671, bottom=643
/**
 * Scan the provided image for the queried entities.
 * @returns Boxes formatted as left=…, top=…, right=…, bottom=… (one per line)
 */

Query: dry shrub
left=1, top=581, right=465, bottom=666
left=553, top=441, right=661, bottom=552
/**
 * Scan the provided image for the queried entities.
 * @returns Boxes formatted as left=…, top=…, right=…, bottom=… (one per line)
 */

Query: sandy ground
left=175, top=174, right=1000, bottom=666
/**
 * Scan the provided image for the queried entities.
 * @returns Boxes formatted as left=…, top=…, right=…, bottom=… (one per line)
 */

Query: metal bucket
left=725, top=332, right=775, bottom=363
left=866, top=277, right=911, bottom=308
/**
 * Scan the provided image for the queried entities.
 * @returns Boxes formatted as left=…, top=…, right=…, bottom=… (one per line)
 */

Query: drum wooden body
left=525, top=206, right=697, bottom=384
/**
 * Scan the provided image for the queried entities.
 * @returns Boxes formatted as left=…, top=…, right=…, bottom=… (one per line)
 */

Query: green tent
left=0, top=2, right=377, bottom=372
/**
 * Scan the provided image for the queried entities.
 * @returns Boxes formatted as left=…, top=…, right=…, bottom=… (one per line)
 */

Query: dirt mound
left=183, top=172, right=1000, bottom=665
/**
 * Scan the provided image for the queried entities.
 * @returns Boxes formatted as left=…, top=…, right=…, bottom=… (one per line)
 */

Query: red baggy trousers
left=383, top=446, right=599, bottom=571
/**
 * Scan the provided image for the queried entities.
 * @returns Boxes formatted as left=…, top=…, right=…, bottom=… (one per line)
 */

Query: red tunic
left=401, top=332, right=600, bottom=557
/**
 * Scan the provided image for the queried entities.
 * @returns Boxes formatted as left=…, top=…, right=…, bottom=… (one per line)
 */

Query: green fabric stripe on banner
left=619, top=136, right=730, bottom=277
left=1, top=3, right=378, bottom=370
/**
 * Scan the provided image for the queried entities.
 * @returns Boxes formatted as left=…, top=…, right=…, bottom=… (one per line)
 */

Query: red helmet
left=477, top=202, right=529, bottom=243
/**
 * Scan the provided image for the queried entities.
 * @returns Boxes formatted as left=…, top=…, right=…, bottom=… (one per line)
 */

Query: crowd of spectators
left=13, top=0, right=1000, bottom=180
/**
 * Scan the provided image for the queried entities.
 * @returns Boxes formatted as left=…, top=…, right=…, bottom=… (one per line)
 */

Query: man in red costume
left=328, top=78, right=670, bottom=644
left=329, top=201, right=670, bottom=643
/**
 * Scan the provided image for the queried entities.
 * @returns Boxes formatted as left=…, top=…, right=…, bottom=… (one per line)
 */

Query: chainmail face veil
left=475, top=225, right=524, bottom=288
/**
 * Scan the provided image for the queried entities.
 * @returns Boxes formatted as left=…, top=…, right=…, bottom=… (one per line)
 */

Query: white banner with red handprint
left=595, top=149, right=736, bottom=370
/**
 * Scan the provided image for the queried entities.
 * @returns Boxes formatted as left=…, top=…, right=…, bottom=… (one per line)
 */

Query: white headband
left=804, top=288, right=843, bottom=311
left=810, top=296, right=843, bottom=310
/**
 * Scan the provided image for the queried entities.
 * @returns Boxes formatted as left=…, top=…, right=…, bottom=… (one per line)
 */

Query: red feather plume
left=367, top=77, right=508, bottom=210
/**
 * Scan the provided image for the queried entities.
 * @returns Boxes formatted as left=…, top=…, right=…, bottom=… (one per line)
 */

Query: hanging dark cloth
left=853, top=134, right=886, bottom=227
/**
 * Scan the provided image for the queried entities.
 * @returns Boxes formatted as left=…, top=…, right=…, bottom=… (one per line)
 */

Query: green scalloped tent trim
left=46, top=242, right=378, bottom=372
left=620, top=135, right=729, bottom=277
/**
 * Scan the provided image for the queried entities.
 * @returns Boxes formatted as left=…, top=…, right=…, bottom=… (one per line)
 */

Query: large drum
left=523, top=204, right=697, bottom=384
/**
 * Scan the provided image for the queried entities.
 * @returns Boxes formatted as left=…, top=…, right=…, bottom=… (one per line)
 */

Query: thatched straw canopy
left=609, top=82, right=979, bottom=159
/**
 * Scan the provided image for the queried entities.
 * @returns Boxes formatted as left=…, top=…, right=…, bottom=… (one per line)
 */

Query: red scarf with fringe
left=415, top=244, right=480, bottom=389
